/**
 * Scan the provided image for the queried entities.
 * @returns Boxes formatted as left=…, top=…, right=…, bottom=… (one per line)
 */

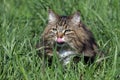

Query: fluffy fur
left=37, top=10, right=102, bottom=65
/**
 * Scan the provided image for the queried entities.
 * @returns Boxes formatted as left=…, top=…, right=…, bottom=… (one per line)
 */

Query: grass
left=0, top=0, right=120, bottom=80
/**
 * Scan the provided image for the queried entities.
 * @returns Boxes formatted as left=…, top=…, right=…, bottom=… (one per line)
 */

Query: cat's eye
left=52, top=28, right=57, bottom=31
left=65, top=29, right=71, bottom=33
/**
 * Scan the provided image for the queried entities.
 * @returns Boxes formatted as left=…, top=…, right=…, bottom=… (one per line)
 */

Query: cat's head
left=43, top=10, right=82, bottom=46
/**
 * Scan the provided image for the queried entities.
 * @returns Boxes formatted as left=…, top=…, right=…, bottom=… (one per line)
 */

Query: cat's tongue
left=57, top=38, right=64, bottom=43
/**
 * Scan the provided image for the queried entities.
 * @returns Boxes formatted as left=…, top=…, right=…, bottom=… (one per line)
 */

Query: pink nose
left=56, top=38, right=64, bottom=43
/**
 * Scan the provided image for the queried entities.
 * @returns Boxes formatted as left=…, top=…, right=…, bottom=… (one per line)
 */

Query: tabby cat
left=37, top=10, right=102, bottom=65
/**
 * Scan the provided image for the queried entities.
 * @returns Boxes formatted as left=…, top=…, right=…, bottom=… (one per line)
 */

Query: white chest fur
left=58, top=50, right=76, bottom=65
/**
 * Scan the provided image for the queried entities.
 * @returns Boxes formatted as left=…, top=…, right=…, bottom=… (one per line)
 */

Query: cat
left=36, top=10, right=103, bottom=65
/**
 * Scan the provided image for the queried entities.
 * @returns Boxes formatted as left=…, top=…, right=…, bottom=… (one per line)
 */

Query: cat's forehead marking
left=56, top=16, right=68, bottom=29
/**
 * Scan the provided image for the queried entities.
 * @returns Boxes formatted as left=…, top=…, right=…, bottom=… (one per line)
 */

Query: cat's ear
left=70, top=11, right=81, bottom=25
left=48, top=9, right=58, bottom=23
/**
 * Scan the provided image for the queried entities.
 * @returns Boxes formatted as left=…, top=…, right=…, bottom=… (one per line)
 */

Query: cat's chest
left=57, top=50, right=76, bottom=65
left=55, top=43, right=77, bottom=65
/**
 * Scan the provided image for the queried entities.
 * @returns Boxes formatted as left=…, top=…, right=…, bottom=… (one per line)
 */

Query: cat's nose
left=57, top=38, right=64, bottom=43
left=56, top=32, right=65, bottom=44
left=57, top=33, right=64, bottom=38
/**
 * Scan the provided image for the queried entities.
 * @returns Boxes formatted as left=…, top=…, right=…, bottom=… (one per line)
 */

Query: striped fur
left=37, top=10, right=102, bottom=65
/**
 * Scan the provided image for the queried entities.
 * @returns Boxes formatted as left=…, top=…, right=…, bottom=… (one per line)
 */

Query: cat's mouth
left=56, top=42, right=65, bottom=46
left=56, top=38, right=65, bottom=46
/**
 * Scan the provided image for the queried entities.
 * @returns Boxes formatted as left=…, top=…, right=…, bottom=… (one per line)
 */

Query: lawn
left=0, top=0, right=120, bottom=80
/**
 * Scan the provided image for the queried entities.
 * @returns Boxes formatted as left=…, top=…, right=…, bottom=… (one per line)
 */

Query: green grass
left=0, top=0, right=120, bottom=80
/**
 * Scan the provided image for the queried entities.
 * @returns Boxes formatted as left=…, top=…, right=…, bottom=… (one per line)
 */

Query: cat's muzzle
left=57, top=42, right=65, bottom=46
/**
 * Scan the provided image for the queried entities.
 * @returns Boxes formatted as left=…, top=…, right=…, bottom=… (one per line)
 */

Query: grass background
left=0, top=0, right=120, bottom=80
